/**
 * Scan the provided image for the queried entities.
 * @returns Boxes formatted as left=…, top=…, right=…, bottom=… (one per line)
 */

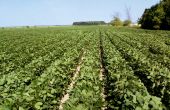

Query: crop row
left=100, top=32, right=164, bottom=109
left=63, top=31, right=103, bottom=110
left=105, top=31, right=170, bottom=108
left=0, top=30, right=90, bottom=109
left=0, top=27, right=170, bottom=109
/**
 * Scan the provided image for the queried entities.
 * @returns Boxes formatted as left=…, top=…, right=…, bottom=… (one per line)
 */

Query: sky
left=0, top=0, right=160, bottom=27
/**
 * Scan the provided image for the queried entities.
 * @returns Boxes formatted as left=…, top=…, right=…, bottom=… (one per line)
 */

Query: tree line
left=73, top=21, right=106, bottom=25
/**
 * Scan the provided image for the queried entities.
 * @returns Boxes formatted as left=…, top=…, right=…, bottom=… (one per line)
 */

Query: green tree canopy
left=123, top=19, right=132, bottom=26
left=139, top=0, right=170, bottom=30
left=110, top=17, right=123, bottom=26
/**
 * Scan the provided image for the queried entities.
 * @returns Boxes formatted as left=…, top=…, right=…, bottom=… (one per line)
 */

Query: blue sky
left=0, top=0, right=160, bottom=27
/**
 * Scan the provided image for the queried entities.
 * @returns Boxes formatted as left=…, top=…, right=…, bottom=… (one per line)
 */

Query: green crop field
left=0, top=26, right=170, bottom=110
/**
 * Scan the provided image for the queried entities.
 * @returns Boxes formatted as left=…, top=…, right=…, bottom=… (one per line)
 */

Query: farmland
left=0, top=26, right=170, bottom=110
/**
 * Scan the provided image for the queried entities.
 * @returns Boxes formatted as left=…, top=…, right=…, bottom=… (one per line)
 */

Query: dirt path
left=59, top=50, right=85, bottom=110
left=99, top=33, right=107, bottom=110
left=99, top=63, right=106, bottom=110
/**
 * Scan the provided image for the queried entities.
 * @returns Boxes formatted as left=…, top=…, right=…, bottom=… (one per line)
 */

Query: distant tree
left=125, top=6, right=132, bottom=20
left=110, top=17, right=123, bottom=26
left=123, top=19, right=132, bottom=26
left=123, top=6, right=132, bottom=26
left=26, top=26, right=30, bottom=28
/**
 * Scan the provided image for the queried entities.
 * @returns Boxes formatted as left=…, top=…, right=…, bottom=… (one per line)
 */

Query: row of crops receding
left=0, top=27, right=170, bottom=110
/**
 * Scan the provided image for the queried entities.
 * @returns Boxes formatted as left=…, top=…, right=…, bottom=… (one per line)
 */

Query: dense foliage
left=110, top=17, right=123, bottom=26
left=0, top=26, right=170, bottom=109
left=123, top=20, right=132, bottom=26
left=139, top=0, right=170, bottom=30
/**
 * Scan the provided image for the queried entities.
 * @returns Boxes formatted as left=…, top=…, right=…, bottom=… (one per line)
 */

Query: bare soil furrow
left=99, top=32, right=107, bottom=110
left=58, top=50, right=86, bottom=110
